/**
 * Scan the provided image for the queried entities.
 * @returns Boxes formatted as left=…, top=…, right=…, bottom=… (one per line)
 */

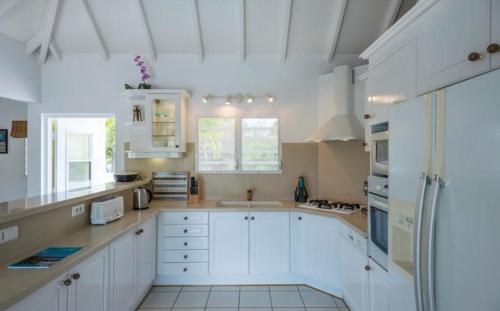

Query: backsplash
left=126, top=142, right=369, bottom=202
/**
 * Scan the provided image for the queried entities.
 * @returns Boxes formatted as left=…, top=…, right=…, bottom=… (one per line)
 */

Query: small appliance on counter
left=90, top=196, right=124, bottom=225
left=113, top=171, right=139, bottom=182
left=294, top=176, right=309, bottom=202
left=134, top=187, right=153, bottom=209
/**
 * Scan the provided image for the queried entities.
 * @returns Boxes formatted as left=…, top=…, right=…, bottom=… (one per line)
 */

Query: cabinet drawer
left=162, top=237, right=209, bottom=250
left=163, top=224, right=208, bottom=237
left=162, top=250, right=208, bottom=263
left=161, top=212, right=208, bottom=225
left=159, top=263, right=208, bottom=276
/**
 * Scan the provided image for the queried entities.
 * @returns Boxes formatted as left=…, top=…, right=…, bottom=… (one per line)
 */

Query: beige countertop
left=151, top=199, right=368, bottom=238
left=0, top=208, right=158, bottom=310
left=0, top=199, right=367, bottom=309
left=0, top=179, right=151, bottom=225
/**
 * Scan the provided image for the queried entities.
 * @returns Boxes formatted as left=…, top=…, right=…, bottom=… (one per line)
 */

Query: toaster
left=90, top=196, right=124, bottom=225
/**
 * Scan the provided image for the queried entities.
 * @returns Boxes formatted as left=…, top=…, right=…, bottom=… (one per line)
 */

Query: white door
left=368, top=259, right=389, bottom=311
left=339, top=234, right=368, bottom=311
left=209, top=212, right=249, bottom=275
left=302, top=214, right=341, bottom=289
left=7, top=273, right=68, bottom=311
left=109, top=232, right=137, bottom=311
left=290, top=212, right=306, bottom=276
left=249, top=212, right=290, bottom=275
left=136, top=217, right=157, bottom=298
left=492, top=0, right=500, bottom=69
left=68, top=248, right=109, bottom=311
left=416, top=0, right=491, bottom=94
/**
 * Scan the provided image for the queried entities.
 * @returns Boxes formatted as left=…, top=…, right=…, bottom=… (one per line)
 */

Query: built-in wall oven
left=371, top=122, right=389, bottom=177
left=368, top=175, right=389, bottom=270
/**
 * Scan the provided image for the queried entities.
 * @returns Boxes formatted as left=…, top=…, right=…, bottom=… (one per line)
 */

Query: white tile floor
left=137, top=285, right=349, bottom=311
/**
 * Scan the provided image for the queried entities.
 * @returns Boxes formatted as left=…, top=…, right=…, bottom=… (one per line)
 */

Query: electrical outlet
left=71, top=204, right=85, bottom=217
left=0, top=226, right=18, bottom=244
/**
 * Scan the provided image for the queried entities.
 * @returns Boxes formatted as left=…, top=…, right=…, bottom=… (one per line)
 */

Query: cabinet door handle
left=135, top=229, right=144, bottom=235
left=183, top=267, right=188, bottom=272
left=184, top=254, right=188, bottom=259
left=184, top=242, right=188, bottom=246
left=298, top=216, right=302, bottom=220
left=487, top=43, right=500, bottom=54
left=364, top=265, right=371, bottom=271
left=184, top=216, right=189, bottom=220
left=468, top=52, right=483, bottom=62
left=183, top=229, right=188, bottom=233
left=364, top=114, right=371, bottom=120
left=71, top=273, right=80, bottom=280
left=250, top=216, right=255, bottom=220
left=244, top=216, right=249, bottom=220
left=63, top=279, right=72, bottom=287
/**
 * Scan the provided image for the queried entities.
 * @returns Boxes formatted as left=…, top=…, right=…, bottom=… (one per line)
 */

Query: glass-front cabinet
left=125, top=90, right=189, bottom=158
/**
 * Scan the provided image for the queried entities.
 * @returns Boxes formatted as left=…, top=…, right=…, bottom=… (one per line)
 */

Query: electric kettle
left=133, top=187, right=153, bottom=209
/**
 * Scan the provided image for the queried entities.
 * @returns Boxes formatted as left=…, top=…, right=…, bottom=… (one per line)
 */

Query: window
left=197, top=117, right=280, bottom=173
left=67, top=133, right=92, bottom=190
left=242, top=118, right=280, bottom=171
left=198, top=118, right=236, bottom=171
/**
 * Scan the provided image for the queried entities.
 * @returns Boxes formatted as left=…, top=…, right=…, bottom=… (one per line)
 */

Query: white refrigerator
left=389, top=69, right=500, bottom=311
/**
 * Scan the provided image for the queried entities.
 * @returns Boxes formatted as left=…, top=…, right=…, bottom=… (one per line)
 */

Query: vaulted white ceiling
left=0, top=0, right=397, bottom=64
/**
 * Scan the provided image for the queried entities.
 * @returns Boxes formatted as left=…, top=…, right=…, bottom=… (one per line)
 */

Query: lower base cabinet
left=368, top=258, right=389, bottom=311
left=8, top=216, right=157, bottom=311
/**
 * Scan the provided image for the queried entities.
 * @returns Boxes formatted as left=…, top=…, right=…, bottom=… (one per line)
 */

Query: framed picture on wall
left=0, top=129, right=8, bottom=154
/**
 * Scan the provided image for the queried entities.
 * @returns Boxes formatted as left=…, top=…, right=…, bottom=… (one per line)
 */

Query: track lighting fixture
left=200, top=94, right=275, bottom=105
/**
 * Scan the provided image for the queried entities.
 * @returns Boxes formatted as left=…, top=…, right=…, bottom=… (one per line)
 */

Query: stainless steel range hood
left=309, top=65, right=363, bottom=142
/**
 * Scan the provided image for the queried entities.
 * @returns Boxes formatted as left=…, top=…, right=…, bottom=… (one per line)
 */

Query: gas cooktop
left=298, top=199, right=363, bottom=215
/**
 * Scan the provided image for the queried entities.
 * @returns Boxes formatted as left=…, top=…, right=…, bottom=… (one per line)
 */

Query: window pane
left=68, top=162, right=91, bottom=190
left=67, top=133, right=90, bottom=161
left=242, top=118, right=280, bottom=171
left=198, top=118, right=236, bottom=171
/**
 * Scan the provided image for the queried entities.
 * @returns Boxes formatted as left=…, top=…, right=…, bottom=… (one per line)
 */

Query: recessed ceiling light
left=201, top=96, right=209, bottom=104
left=225, top=96, right=231, bottom=105
left=246, top=96, right=254, bottom=103
left=266, top=95, right=275, bottom=103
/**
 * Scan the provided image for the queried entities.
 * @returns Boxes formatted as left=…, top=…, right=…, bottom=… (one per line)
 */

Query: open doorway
left=44, top=115, right=115, bottom=193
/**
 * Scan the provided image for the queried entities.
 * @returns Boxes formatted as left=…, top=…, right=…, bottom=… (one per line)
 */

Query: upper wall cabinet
left=416, top=0, right=492, bottom=94
left=124, top=89, right=189, bottom=159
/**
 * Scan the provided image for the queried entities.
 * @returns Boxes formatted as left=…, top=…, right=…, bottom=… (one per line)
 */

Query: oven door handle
left=369, top=198, right=389, bottom=212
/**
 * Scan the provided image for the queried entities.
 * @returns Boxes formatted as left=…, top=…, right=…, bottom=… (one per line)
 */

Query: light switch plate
left=0, top=226, right=18, bottom=244
left=71, top=204, right=85, bottom=217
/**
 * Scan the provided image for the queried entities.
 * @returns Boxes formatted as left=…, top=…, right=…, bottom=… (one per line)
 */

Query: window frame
left=196, top=117, right=282, bottom=174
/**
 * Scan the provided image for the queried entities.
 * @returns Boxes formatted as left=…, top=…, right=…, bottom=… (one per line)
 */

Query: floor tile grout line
left=170, top=286, right=183, bottom=310
left=203, top=285, right=213, bottom=311
left=268, top=285, right=273, bottom=309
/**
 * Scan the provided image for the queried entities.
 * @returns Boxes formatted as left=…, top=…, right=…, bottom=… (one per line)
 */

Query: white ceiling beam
left=0, top=0, right=21, bottom=19
left=25, top=31, right=43, bottom=54
left=39, top=0, right=61, bottom=64
left=381, top=0, right=403, bottom=33
left=49, top=42, right=61, bottom=60
left=135, top=0, right=157, bottom=62
left=325, top=0, right=348, bottom=63
left=190, top=0, right=204, bottom=62
left=280, top=0, right=293, bottom=62
left=80, top=0, right=109, bottom=61
left=238, top=0, right=246, bottom=62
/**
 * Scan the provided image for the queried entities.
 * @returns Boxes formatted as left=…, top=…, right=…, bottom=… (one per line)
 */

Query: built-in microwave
left=371, top=122, right=389, bottom=177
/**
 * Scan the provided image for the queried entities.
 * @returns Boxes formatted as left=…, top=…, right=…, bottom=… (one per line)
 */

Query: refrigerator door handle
left=414, top=172, right=431, bottom=311
left=427, top=175, right=445, bottom=311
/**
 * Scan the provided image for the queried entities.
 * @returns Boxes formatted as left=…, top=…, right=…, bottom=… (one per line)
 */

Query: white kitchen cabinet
left=136, top=217, right=157, bottom=299
left=68, top=248, right=109, bottom=311
left=209, top=212, right=249, bottom=275
left=249, top=212, right=290, bottom=275
left=363, top=39, right=416, bottom=150
left=368, top=258, right=389, bottom=311
left=7, top=273, right=69, bottom=311
left=291, top=212, right=341, bottom=291
left=126, top=90, right=189, bottom=158
left=492, top=0, right=500, bottom=70
left=416, top=0, right=491, bottom=94
left=339, top=224, right=368, bottom=311
left=388, top=264, right=416, bottom=311
left=109, top=231, right=137, bottom=311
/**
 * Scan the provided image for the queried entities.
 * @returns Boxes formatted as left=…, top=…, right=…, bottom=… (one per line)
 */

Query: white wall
left=0, top=33, right=40, bottom=103
left=28, top=53, right=359, bottom=195
left=0, top=99, right=27, bottom=202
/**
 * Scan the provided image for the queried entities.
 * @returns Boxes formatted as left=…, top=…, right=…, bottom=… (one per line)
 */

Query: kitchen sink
left=215, top=200, right=283, bottom=208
